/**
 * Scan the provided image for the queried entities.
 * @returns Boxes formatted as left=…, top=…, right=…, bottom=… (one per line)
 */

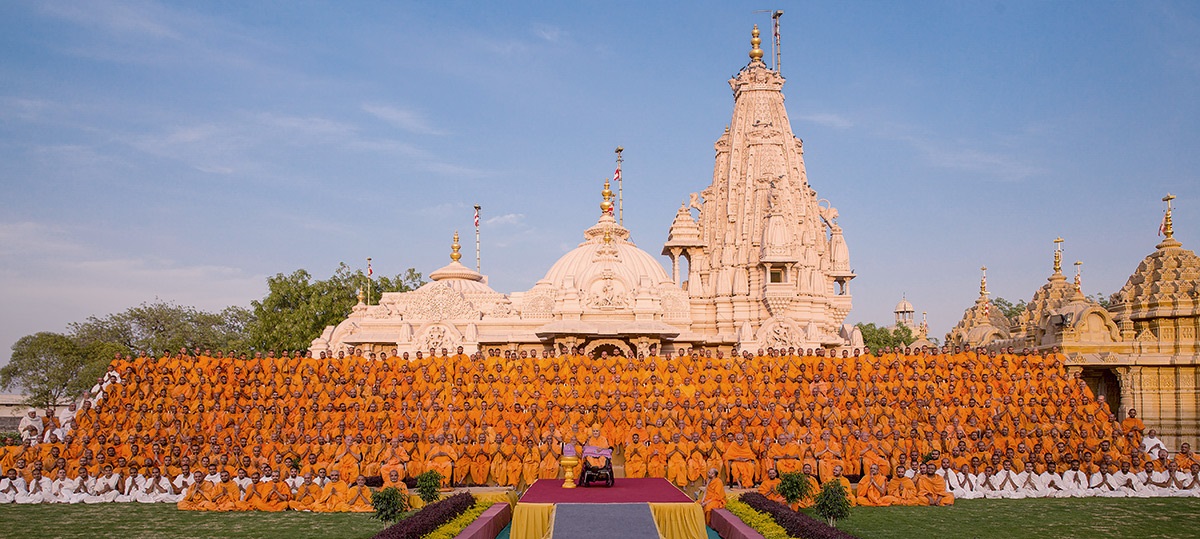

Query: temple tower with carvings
left=663, top=26, right=857, bottom=351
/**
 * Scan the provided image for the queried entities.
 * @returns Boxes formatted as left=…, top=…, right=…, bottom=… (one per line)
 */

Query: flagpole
left=366, top=257, right=372, bottom=305
left=474, top=204, right=481, bottom=273
left=615, top=146, right=624, bottom=226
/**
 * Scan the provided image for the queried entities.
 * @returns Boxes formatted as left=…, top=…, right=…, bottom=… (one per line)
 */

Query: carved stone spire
left=670, top=26, right=854, bottom=349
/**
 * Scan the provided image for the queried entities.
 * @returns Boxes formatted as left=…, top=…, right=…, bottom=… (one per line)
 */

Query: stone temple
left=948, top=196, right=1200, bottom=449
left=310, top=26, right=861, bottom=359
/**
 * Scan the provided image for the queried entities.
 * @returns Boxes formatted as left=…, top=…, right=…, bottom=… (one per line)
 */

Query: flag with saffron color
left=474, top=207, right=480, bottom=228
left=367, top=261, right=373, bottom=276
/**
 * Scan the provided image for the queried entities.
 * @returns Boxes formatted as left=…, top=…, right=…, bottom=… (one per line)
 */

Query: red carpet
left=519, top=477, right=693, bottom=504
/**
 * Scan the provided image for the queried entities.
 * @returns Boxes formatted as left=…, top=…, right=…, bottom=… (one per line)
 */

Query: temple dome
left=1110, top=233, right=1200, bottom=321
left=541, top=213, right=672, bottom=290
left=894, top=297, right=914, bottom=314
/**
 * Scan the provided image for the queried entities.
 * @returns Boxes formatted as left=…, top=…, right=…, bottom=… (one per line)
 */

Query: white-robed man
left=173, top=465, right=195, bottom=494
left=1038, top=462, right=1072, bottom=498
left=50, top=469, right=75, bottom=503
left=136, top=467, right=180, bottom=503
left=1141, top=429, right=1167, bottom=456
left=67, top=467, right=96, bottom=504
left=16, top=468, right=52, bottom=504
left=0, top=468, right=26, bottom=504
left=951, top=464, right=984, bottom=500
left=18, top=410, right=41, bottom=443
left=1061, top=460, right=1090, bottom=497
left=1110, top=461, right=1151, bottom=498
left=284, top=468, right=304, bottom=493
left=1150, top=462, right=1192, bottom=497
left=1014, top=461, right=1047, bottom=498
left=1088, top=463, right=1125, bottom=498
left=986, top=461, right=1025, bottom=499
left=86, top=465, right=123, bottom=503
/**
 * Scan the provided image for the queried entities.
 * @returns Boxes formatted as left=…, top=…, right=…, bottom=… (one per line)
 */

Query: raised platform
left=512, top=478, right=706, bottom=539
left=518, top=477, right=694, bottom=504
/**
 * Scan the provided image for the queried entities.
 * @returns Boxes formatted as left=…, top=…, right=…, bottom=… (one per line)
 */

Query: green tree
left=246, top=263, right=424, bottom=352
left=855, top=322, right=916, bottom=351
left=1, top=332, right=116, bottom=409
left=69, top=300, right=252, bottom=354
left=813, top=479, right=852, bottom=528
left=991, top=296, right=1027, bottom=319
left=1087, top=293, right=1111, bottom=309
left=776, top=471, right=814, bottom=506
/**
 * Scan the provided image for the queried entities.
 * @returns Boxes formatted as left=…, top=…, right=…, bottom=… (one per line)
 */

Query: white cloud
left=533, top=24, right=565, bottom=43
left=796, top=113, right=854, bottom=130
left=361, top=103, right=448, bottom=136
left=485, top=213, right=525, bottom=226
left=37, top=0, right=182, bottom=40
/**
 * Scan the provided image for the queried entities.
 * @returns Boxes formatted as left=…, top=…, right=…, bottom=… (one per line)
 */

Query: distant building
left=949, top=197, right=1199, bottom=448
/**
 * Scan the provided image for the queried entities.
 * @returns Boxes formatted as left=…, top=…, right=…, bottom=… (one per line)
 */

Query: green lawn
left=829, top=497, right=1200, bottom=539
left=0, top=503, right=389, bottom=539
left=1, top=498, right=1198, bottom=539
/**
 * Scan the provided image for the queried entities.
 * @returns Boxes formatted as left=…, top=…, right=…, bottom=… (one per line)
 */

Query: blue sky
left=1, top=1, right=1197, bottom=362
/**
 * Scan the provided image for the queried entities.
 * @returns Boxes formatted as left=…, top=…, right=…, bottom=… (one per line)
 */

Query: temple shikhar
left=948, top=196, right=1199, bottom=449
left=310, top=27, right=1198, bottom=449
left=311, top=25, right=859, bottom=360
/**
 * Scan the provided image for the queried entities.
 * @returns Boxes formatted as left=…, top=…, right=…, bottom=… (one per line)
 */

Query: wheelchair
left=577, top=446, right=615, bottom=487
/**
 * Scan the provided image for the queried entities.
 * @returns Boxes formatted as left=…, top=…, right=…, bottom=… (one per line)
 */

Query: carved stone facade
left=662, top=25, right=859, bottom=353
left=949, top=200, right=1199, bottom=448
left=312, top=26, right=862, bottom=360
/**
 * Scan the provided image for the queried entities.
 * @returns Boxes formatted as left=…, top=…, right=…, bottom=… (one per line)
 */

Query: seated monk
left=725, top=433, right=757, bottom=488
left=583, top=424, right=611, bottom=469
left=795, top=464, right=820, bottom=509
left=177, top=470, right=215, bottom=511
left=916, top=464, right=954, bottom=506
left=886, top=464, right=923, bottom=506
left=700, top=468, right=725, bottom=525
left=210, top=470, right=241, bottom=512
left=829, top=465, right=856, bottom=507
left=289, top=473, right=321, bottom=511
left=382, top=469, right=408, bottom=494
left=315, top=470, right=349, bottom=512
left=758, top=468, right=786, bottom=505
left=260, top=472, right=292, bottom=512
left=856, top=464, right=893, bottom=507
left=345, top=475, right=374, bottom=513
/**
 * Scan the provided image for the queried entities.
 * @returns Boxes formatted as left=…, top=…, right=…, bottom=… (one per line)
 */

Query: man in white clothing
left=86, top=465, right=123, bottom=503
left=18, top=410, right=41, bottom=443
left=67, top=467, right=96, bottom=504
left=1110, top=461, right=1150, bottom=498
left=15, top=468, right=52, bottom=504
left=1088, top=463, right=1125, bottom=497
left=284, top=468, right=304, bottom=493
left=233, top=468, right=253, bottom=498
left=952, top=464, right=984, bottom=500
left=1062, top=460, right=1091, bottom=497
left=173, top=464, right=195, bottom=494
left=1038, top=462, right=1071, bottom=498
left=1014, top=462, right=1047, bottom=498
left=0, top=468, right=26, bottom=503
left=987, top=461, right=1025, bottom=499
left=1141, top=429, right=1167, bottom=455
left=136, top=467, right=180, bottom=503
left=57, top=403, right=78, bottom=429
left=1151, top=462, right=1192, bottom=497
left=50, top=469, right=74, bottom=503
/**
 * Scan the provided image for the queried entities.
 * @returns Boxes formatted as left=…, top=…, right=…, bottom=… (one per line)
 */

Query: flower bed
left=421, top=499, right=497, bottom=539
left=372, top=492, right=475, bottom=539
left=740, top=493, right=860, bottom=539
left=725, top=498, right=797, bottom=539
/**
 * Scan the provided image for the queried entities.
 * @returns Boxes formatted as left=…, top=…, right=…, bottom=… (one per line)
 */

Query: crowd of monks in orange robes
left=1, top=343, right=1180, bottom=511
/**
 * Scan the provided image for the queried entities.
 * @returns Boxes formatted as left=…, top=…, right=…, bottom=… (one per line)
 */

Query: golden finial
left=980, top=266, right=989, bottom=296
left=600, top=178, right=614, bottom=215
left=1074, top=261, right=1083, bottom=292
left=749, top=25, right=764, bottom=62
left=1162, top=193, right=1176, bottom=239
left=356, top=287, right=365, bottom=304
left=450, top=231, right=462, bottom=262
left=603, top=229, right=612, bottom=244
left=1053, top=237, right=1064, bottom=274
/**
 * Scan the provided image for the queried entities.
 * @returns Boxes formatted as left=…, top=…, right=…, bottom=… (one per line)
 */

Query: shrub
left=422, top=499, right=497, bottom=539
left=813, top=480, right=852, bottom=528
left=371, top=486, right=409, bottom=524
left=741, top=492, right=860, bottom=539
left=776, top=471, right=814, bottom=505
left=416, top=470, right=443, bottom=504
left=725, top=498, right=797, bottom=539
left=372, top=492, right=474, bottom=539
